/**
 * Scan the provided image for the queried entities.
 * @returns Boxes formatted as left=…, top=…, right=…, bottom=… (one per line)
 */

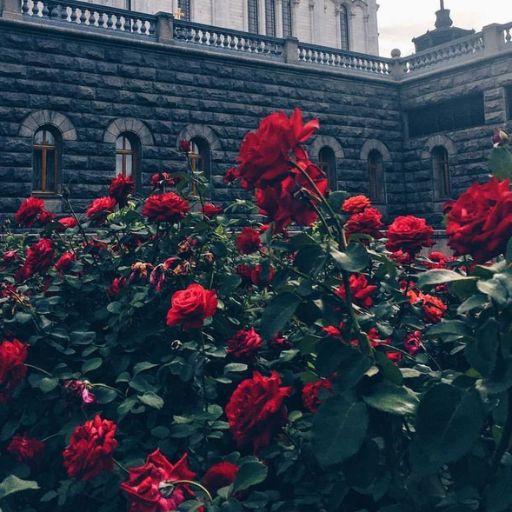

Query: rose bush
left=1, top=113, right=512, bottom=512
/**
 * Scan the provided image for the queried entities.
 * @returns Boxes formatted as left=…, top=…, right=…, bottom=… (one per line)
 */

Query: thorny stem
left=113, top=458, right=130, bottom=474
left=161, top=480, right=213, bottom=503
left=25, top=363, right=52, bottom=377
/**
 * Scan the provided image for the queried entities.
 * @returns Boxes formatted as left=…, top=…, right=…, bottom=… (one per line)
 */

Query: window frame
left=190, top=137, right=212, bottom=180
left=282, top=0, right=293, bottom=37
left=177, top=0, right=191, bottom=21
left=265, top=0, right=276, bottom=37
left=432, top=145, right=451, bottom=200
left=318, top=146, right=337, bottom=191
left=33, top=126, right=60, bottom=194
left=115, top=132, right=140, bottom=185
left=367, top=149, right=386, bottom=204
left=339, top=5, right=350, bottom=51
left=248, top=0, right=259, bottom=33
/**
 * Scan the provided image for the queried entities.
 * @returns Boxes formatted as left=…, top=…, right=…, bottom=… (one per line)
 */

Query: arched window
left=282, top=0, right=293, bottom=37
left=368, top=150, right=385, bottom=203
left=248, top=0, right=259, bottom=33
left=319, top=146, right=337, bottom=190
left=190, top=137, right=212, bottom=180
left=432, top=146, right=451, bottom=199
left=340, top=5, right=350, bottom=50
left=116, top=133, right=139, bottom=180
left=177, top=0, right=191, bottom=21
left=265, top=0, right=276, bottom=37
left=33, top=126, right=60, bottom=193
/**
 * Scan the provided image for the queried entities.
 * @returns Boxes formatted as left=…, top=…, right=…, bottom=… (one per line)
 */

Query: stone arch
left=19, top=110, right=77, bottom=141
left=177, top=124, right=222, bottom=156
left=310, top=135, right=345, bottom=161
left=360, top=139, right=391, bottom=162
left=421, top=134, right=457, bottom=159
left=103, top=118, right=154, bottom=146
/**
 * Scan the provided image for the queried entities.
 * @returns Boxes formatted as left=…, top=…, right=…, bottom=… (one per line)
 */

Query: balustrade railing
left=503, top=22, right=512, bottom=46
left=173, top=20, right=284, bottom=58
left=21, top=0, right=156, bottom=38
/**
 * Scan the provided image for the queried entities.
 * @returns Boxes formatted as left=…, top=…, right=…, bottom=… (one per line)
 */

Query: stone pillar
left=482, top=23, right=505, bottom=57
left=390, top=48, right=403, bottom=81
left=284, top=36, right=298, bottom=64
left=1, top=0, right=23, bottom=20
left=156, top=12, right=174, bottom=44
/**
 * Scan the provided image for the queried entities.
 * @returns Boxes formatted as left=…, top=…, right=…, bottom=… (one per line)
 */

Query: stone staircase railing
left=503, top=22, right=512, bottom=46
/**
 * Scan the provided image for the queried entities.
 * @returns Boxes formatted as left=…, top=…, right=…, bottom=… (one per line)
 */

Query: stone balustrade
left=1, top=0, right=510, bottom=82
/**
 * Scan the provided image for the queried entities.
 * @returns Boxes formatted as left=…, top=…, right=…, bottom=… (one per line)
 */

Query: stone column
left=390, top=48, right=403, bottom=81
left=283, top=36, right=298, bottom=64
left=1, top=0, right=23, bottom=20
left=482, top=23, right=505, bottom=57
left=275, top=0, right=283, bottom=38
left=156, top=12, right=174, bottom=44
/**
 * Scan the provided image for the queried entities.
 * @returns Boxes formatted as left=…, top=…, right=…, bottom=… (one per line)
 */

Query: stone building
left=0, top=0, right=510, bottom=224
left=91, top=0, right=380, bottom=54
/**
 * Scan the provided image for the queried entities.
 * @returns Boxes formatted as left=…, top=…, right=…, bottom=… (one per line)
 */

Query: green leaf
left=426, top=320, right=472, bottom=338
left=260, top=293, right=302, bottom=340
left=507, top=237, right=512, bottom=264
left=410, top=383, right=485, bottom=475
left=313, top=396, right=368, bottom=466
left=81, top=357, right=102, bottom=373
left=363, top=382, right=419, bottom=416
left=330, top=243, right=370, bottom=273
left=71, top=331, right=96, bottom=345
left=39, top=377, right=59, bottom=393
left=328, top=191, right=350, bottom=211
left=133, top=362, right=159, bottom=375
left=0, top=475, right=39, bottom=500
left=486, top=465, right=512, bottom=512
left=375, top=351, right=403, bottom=385
left=138, top=392, right=164, bottom=410
left=417, top=270, right=476, bottom=289
left=224, top=363, right=248, bottom=374
left=465, top=319, right=499, bottom=377
left=233, top=460, right=268, bottom=492
left=489, top=146, right=512, bottom=180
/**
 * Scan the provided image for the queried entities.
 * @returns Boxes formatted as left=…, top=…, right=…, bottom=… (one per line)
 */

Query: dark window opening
left=506, top=86, right=512, bottom=120
left=33, top=126, right=60, bottom=193
left=248, top=0, right=259, bottom=33
left=282, top=0, right=293, bottom=37
left=340, top=5, right=350, bottom=50
left=368, top=150, right=386, bottom=204
left=177, top=0, right=191, bottom=20
left=432, top=146, right=451, bottom=200
left=190, top=137, right=212, bottom=180
left=407, top=93, right=485, bottom=138
left=116, top=133, right=140, bottom=184
left=265, top=0, right=276, bottom=37
left=319, top=146, right=337, bottom=190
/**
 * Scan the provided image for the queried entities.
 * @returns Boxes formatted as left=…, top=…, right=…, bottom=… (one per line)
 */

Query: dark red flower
left=166, top=283, right=218, bottom=331
left=236, top=227, right=262, bottom=255
left=323, top=325, right=343, bottom=338
left=425, top=251, right=456, bottom=269
left=250, top=264, right=276, bottom=287
left=109, top=174, right=135, bottom=206
left=3, top=250, right=18, bottom=266
left=367, top=328, right=401, bottom=363
left=64, top=380, right=96, bottom=405
left=179, top=139, right=192, bottom=153
left=58, top=216, right=78, bottom=230
left=0, top=339, right=28, bottom=403
left=336, top=274, right=377, bottom=308
left=202, top=462, right=239, bottom=494
left=302, top=379, right=333, bottom=413
left=345, top=207, right=383, bottom=239
left=269, top=333, right=292, bottom=350
left=446, top=178, right=512, bottom=263
left=227, top=328, right=263, bottom=360
left=342, top=195, right=371, bottom=214
left=143, top=193, right=190, bottom=224
left=407, top=289, right=447, bottom=324
left=151, top=172, right=178, bottom=190
left=386, top=216, right=434, bottom=257
left=202, top=202, right=223, bottom=218
left=7, top=434, right=44, bottom=463
left=107, top=277, right=126, bottom=297
left=17, top=239, right=54, bottom=281
left=236, top=264, right=253, bottom=282
left=38, top=210, right=55, bottom=225
left=15, top=197, right=52, bottom=227
left=63, top=415, right=117, bottom=480
left=55, top=251, right=75, bottom=273
left=404, top=331, right=422, bottom=355
left=86, top=196, right=117, bottom=224
left=225, top=371, right=291, bottom=452
left=121, top=450, right=196, bottom=512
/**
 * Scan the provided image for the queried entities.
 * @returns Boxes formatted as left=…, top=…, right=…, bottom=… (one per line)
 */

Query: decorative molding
left=103, top=118, right=154, bottom=145
left=310, top=135, right=345, bottom=160
left=177, top=124, right=222, bottom=157
left=19, top=110, right=77, bottom=141
left=421, top=134, right=457, bottom=159
left=360, top=139, right=391, bottom=161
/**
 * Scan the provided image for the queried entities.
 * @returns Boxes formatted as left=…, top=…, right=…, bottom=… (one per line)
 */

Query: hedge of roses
left=1, top=112, right=512, bottom=512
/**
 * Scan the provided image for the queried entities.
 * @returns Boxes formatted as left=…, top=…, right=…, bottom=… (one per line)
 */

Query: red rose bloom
left=65, top=380, right=96, bottom=405
left=17, top=238, right=54, bottom=281
left=250, top=264, right=276, bottom=287
left=302, top=379, right=333, bottom=412
left=55, top=251, right=75, bottom=273
left=58, top=216, right=78, bottom=230
left=86, top=196, right=117, bottom=223
left=367, top=328, right=401, bottom=363
left=407, top=289, right=447, bottom=324
left=166, top=283, right=218, bottom=331
left=336, top=274, right=377, bottom=308
left=270, top=333, right=292, bottom=350
left=386, top=216, right=434, bottom=257
left=345, top=207, right=383, bottom=239
left=109, top=174, right=135, bottom=206
left=227, top=328, right=263, bottom=360
left=121, top=450, right=196, bottom=512
left=63, top=415, right=118, bottom=480
left=202, top=203, right=223, bottom=218
left=342, top=195, right=371, bottom=214
left=236, top=227, right=262, bottom=255
left=143, top=193, right=190, bottom=223
left=179, top=139, right=192, bottom=153
left=15, top=197, right=52, bottom=227
left=0, top=339, right=28, bottom=403
left=202, top=462, right=239, bottom=494
left=446, top=178, right=512, bottom=263
left=404, top=331, right=422, bottom=355
left=425, top=251, right=456, bottom=269
left=225, top=371, right=292, bottom=452
left=7, top=434, right=45, bottom=463
left=107, top=276, right=126, bottom=297
left=3, top=250, right=18, bottom=266
left=323, top=325, right=343, bottom=338
left=151, top=172, right=178, bottom=190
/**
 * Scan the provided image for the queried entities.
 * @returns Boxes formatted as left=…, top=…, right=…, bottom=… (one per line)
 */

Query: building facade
left=0, top=0, right=511, bottom=225
left=89, top=0, right=380, bottom=54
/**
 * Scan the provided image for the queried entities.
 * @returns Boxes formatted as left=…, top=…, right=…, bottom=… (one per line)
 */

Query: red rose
left=386, top=216, right=434, bottom=257
left=0, top=339, right=28, bottom=403
left=302, top=379, right=333, bottom=413
left=86, top=196, right=117, bottom=224
left=367, top=328, right=401, bottom=363
left=151, top=172, right=178, bottom=190
left=269, top=333, right=292, bottom=350
left=63, top=415, right=117, bottom=480
left=7, top=434, right=45, bottom=463
left=166, top=283, right=217, bottom=331
left=179, top=139, right=192, bottom=153
left=17, top=238, right=54, bottom=281
left=342, top=195, right=371, bottom=214
left=55, top=251, right=75, bottom=273
left=64, top=380, right=96, bottom=405
left=323, top=325, right=343, bottom=338
left=227, top=328, right=263, bottom=360
left=250, top=264, right=276, bottom=287
left=58, top=216, right=78, bottom=230
left=236, top=227, right=262, bottom=255
left=202, top=462, right=239, bottom=494
left=15, top=197, right=53, bottom=227
left=446, top=178, right=512, bottom=263
left=121, top=450, right=196, bottom=512
left=345, top=207, right=383, bottom=239
left=407, top=289, right=447, bottom=323
left=143, top=193, right=190, bottom=224
left=225, top=371, right=291, bottom=452
left=3, top=250, right=18, bottom=266
left=202, top=202, right=223, bottom=218
left=107, top=277, right=126, bottom=297
left=425, top=251, right=455, bottom=269
left=404, top=331, right=422, bottom=355
left=236, top=264, right=253, bottom=281
left=336, top=274, right=377, bottom=308
left=109, top=174, right=135, bottom=206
